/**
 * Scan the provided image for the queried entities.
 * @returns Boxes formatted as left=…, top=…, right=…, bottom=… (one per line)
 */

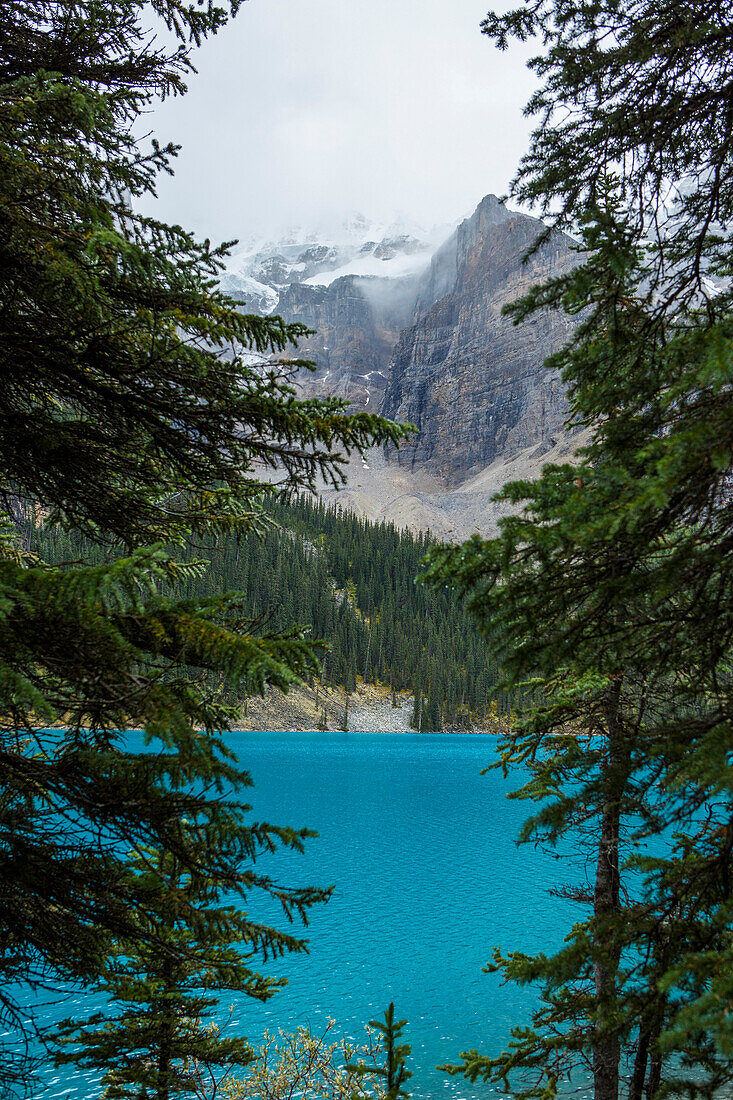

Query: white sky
left=138, top=0, right=537, bottom=244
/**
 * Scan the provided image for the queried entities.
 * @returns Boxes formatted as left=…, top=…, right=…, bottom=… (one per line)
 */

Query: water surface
left=33, top=731, right=582, bottom=1099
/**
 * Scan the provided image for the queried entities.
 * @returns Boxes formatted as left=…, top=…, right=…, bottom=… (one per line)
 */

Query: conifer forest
left=22, top=495, right=507, bottom=731
left=2, top=0, right=733, bottom=1099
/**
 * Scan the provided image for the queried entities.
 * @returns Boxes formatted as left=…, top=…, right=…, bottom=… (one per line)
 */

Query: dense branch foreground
left=0, top=0, right=411, bottom=1094
left=424, top=1, right=733, bottom=1098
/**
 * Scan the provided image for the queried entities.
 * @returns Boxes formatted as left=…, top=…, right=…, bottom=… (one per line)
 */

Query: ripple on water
left=23, top=731, right=583, bottom=1100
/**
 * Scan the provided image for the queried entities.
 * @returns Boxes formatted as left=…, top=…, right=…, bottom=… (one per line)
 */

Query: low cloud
left=137, top=0, right=537, bottom=246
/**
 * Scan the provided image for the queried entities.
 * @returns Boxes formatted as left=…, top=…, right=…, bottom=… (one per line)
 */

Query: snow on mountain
left=302, top=246, right=434, bottom=287
left=218, top=271, right=280, bottom=314
left=222, top=213, right=456, bottom=306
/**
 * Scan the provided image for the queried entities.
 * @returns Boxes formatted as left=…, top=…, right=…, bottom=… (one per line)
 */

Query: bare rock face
left=276, top=274, right=419, bottom=410
left=226, top=196, right=580, bottom=521
left=222, top=218, right=446, bottom=411
left=380, top=195, right=578, bottom=484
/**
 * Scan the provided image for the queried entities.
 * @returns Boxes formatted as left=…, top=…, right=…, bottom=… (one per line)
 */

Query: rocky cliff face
left=380, top=195, right=577, bottom=484
left=221, top=217, right=445, bottom=411
left=275, top=274, right=418, bottom=409
left=223, top=198, right=580, bottom=530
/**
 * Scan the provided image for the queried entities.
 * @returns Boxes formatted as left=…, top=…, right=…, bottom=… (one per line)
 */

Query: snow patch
left=236, top=276, right=279, bottom=313
left=303, top=250, right=433, bottom=287
left=224, top=212, right=457, bottom=293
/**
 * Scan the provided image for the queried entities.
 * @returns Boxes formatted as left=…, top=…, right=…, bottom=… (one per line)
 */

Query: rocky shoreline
left=230, top=678, right=508, bottom=735
left=230, top=679, right=415, bottom=733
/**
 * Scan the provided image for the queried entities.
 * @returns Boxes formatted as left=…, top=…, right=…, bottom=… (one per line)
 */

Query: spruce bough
left=424, top=2, right=733, bottom=1098
left=0, top=0, right=411, bottom=1094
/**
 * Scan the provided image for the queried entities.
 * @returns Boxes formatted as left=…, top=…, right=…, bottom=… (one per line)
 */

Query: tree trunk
left=156, top=956, right=174, bottom=1100
left=593, top=802, right=621, bottom=1100
left=628, top=1027, right=651, bottom=1100
left=364, top=627, right=372, bottom=680
left=593, top=680, right=629, bottom=1100
left=646, top=1046, right=662, bottom=1100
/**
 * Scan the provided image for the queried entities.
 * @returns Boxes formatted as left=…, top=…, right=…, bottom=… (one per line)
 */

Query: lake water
left=31, top=731, right=585, bottom=1100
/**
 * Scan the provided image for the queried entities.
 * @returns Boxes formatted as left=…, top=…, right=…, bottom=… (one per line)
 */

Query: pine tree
left=0, top=0, right=411, bottom=1092
left=424, top=679, right=442, bottom=733
left=424, top=1, right=733, bottom=1097
left=347, top=1004, right=412, bottom=1100
left=410, top=688, right=423, bottom=733
left=52, top=842, right=307, bottom=1099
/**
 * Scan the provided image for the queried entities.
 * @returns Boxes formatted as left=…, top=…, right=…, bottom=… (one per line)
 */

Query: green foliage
left=347, top=1003, right=412, bottom=1100
left=52, top=842, right=301, bottom=1099
left=262, top=496, right=511, bottom=728
left=423, top=1, right=733, bottom=1098
left=0, top=0, right=411, bottom=1094
left=1, top=0, right=408, bottom=548
left=23, top=495, right=509, bottom=730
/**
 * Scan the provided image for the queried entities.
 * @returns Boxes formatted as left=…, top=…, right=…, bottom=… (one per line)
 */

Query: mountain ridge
left=228, top=195, right=580, bottom=535
left=382, top=194, right=577, bottom=484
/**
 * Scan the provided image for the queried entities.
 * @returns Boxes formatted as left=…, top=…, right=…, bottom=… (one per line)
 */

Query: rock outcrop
left=275, top=274, right=419, bottom=409
left=380, top=195, right=577, bottom=484
left=222, top=217, right=445, bottom=411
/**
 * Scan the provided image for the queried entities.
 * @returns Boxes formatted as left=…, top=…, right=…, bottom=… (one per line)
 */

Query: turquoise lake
left=35, top=731, right=587, bottom=1100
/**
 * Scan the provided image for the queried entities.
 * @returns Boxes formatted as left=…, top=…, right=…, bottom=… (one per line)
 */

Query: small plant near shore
left=222, top=1018, right=387, bottom=1100
left=347, top=1003, right=412, bottom=1100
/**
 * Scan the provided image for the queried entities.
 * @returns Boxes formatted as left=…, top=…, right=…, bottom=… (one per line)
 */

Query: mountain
left=224, top=213, right=448, bottom=291
left=224, top=198, right=580, bottom=536
left=271, top=276, right=414, bottom=410
left=381, top=194, right=578, bottom=484
left=222, top=216, right=452, bottom=410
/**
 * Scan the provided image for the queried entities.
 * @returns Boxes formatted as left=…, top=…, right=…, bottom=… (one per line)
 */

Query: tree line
left=23, top=494, right=512, bottom=731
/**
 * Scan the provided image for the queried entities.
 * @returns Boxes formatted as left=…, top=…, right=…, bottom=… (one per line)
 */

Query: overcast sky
left=138, top=0, right=537, bottom=244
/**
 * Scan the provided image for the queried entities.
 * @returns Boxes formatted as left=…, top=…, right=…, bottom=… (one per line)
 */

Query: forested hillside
left=23, top=496, right=507, bottom=730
